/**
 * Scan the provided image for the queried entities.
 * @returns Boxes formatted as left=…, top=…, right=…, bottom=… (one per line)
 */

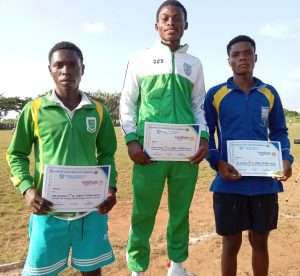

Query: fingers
left=189, top=143, right=208, bottom=164
left=98, top=194, right=117, bottom=214
left=128, top=141, right=151, bottom=165
left=31, top=198, right=53, bottom=214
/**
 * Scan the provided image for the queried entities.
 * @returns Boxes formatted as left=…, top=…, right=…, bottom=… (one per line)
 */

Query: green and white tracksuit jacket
left=120, top=42, right=208, bottom=272
left=120, top=42, right=208, bottom=143
left=7, top=91, right=117, bottom=197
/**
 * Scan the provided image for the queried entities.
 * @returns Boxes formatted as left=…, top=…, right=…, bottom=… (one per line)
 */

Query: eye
left=53, top=62, right=63, bottom=69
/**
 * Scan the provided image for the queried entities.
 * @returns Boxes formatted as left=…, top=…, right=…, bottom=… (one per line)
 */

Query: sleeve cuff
left=18, top=179, right=33, bottom=195
left=207, top=150, right=222, bottom=170
left=200, top=130, right=209, bottom=140
left=125, top=132, right=138, bottom=144
left=282, top=151, right=294, bottom=165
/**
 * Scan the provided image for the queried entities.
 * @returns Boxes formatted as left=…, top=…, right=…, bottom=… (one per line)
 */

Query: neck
left=161, top=40, right=180, bottom=52
left=233, top=74, right=254, bottom=94
left=54, top=88, right=81, bottom=110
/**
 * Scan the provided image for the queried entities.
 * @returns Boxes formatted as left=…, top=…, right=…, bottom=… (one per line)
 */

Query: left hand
left=275, top=160, right=292, bottom=181
left=189, top=138, right=208, bottom=164
left=97, top=187, right=117, bottom=214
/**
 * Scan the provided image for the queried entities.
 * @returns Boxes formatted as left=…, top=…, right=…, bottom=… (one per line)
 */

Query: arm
left=204, top=90, right=240, bottom=180
left=119, top=60, right=140, bottom=144
left=189, top=61, right=209, bottom=164
left=6, top=102, right=52, bottom=213
left=268, top=88, right=293, bottom=181
left=7, top=103, right=35, bottom=194
left=96, top=105, right=118, bottom=214
left=204, top=91, right=222, bottom=170
left=120, top=59, right=150, bottom=164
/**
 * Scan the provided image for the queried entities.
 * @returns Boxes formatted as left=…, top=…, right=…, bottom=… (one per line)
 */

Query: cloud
left=82, top=22, right=107, bottom=34
left=258, top=19, right=300, bottom=39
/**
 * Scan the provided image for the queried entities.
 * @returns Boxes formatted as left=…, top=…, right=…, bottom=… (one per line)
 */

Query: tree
left=0, top=96, right=32, bottom=119
left=90, top=91, right=120, bottom=126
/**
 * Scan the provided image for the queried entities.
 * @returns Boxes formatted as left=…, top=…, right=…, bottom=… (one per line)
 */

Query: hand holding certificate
left=227, top=140, right=283, bottom=177
left=42, top=165, right=110, bottom=212
left=143, top=122, right=200, bottom=161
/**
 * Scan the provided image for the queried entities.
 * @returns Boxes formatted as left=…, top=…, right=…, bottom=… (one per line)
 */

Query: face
left=48, top=49, right=84, bottom=93
left=155, top=5, right=187, bottom=49
left=228, top=41, right=257, bottom=76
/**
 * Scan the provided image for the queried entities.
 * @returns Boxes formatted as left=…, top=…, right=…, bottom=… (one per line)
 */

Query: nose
left=61, top=65, right=71, bottom=74
left=166, top=17, right=175, bottom=25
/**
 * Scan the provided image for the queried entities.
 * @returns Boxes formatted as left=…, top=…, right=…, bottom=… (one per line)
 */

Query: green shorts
left=23, top=211, right=115, bottom=275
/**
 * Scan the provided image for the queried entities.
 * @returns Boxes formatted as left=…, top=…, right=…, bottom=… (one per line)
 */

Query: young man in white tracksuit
left=120, top=1, right=208, bottom=275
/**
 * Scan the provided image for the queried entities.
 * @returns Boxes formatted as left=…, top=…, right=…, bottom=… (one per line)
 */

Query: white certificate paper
left=144, top=122, right=200, bottom=161
left=42, top=165, right=110, bottom=212
left=227, top=140, right=283, bottom=177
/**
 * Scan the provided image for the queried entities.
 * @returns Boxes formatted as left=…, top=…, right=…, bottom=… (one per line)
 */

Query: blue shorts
left=23, top=211, right=115, bottom=275
left=213, top=193, right=278, bottom=236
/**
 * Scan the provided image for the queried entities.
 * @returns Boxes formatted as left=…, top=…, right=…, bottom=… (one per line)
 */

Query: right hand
left=217, top=160, right=241, bottom=181
left=127, top=141, right=151, bottom=165
left=24, top=188, right=53, bottom=214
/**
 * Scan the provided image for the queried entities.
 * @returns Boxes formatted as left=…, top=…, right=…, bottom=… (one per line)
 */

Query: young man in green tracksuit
left=7, top=41, right=117, bottom=276
left=120, top=1, right=208, bottom=275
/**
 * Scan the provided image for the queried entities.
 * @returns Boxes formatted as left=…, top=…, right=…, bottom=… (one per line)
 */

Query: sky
left=0, top=0, right=300, bottom=112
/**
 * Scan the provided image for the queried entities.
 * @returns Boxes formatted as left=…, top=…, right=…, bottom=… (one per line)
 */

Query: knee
left=248, top=231, right=269, bottom=252
left=222, top=235, right=242, bottom=256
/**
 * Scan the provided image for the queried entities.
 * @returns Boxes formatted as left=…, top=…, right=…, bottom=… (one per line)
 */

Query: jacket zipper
left=171, top=51, right=178, bottom=123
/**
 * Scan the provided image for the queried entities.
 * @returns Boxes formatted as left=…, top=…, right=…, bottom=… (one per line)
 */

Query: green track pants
left=127, top=161, right=198, bottom=272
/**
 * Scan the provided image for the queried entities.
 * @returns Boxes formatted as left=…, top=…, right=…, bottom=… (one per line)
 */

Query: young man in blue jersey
left=204, top=35, right=293, bottom=276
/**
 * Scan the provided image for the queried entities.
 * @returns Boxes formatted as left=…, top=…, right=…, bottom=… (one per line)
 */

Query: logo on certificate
left=86, top=117, right=97, bottom=133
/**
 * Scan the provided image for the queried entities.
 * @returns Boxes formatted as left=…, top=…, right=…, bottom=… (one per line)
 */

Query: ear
left=227, top=57, right=232, bottom=68
left=254, top=54, right=257, bottom=63
left=184, top=21, right=188, bottom=30
left=81, top=64, right=85, bottom=76
left=155, top=22, right=158, bottom=31
left=48, top=65, right=51, bottom=73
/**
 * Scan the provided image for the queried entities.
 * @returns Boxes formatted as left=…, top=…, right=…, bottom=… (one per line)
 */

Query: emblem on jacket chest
left=86, top=117, right=97, bottom=133
left=183, top=63, right=192, bottom=76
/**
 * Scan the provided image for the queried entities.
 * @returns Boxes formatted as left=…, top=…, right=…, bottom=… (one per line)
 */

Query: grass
left=0, top=123, right=299, bottom=271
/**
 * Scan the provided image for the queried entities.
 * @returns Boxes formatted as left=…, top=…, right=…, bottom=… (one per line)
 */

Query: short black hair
left=48, top=41, right=83, bottom=63
left=156, top=0, right=187, bottom=22
left=227, top=35, right=256, bottom=56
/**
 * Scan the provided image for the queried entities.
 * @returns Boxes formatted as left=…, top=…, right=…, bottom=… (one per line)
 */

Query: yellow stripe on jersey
left=213, top=86, right=231, bottom=114
left=92, top=100, right=104, bottom=128
left=258, top=87, right=275, bottom=111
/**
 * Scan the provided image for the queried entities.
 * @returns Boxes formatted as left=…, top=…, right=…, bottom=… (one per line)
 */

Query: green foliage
left=89, top=90, right=120, bottom=126
left=0, top=96, right=32, bottom=119
left=284, top=108, right=300, bottom=117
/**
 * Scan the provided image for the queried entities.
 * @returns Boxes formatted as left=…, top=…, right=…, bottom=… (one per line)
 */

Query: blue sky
left=0, top=0, right=300, bottom=111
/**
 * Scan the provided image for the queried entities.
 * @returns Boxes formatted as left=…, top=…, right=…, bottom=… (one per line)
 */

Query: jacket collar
left=226, top=77, right=266, bottom=91
left=153, top=40, right=189, bottom=54
left=42, top=90, right=94, bottom=109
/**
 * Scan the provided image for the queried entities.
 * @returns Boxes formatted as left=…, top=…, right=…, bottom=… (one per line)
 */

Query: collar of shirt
left=226, top=77, right=266, bottom=92
left=154, top=40, right=189, bottom=54
left=50, top=89, right=91, bottom=118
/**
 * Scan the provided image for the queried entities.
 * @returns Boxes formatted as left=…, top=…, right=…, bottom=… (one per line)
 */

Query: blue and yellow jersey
left=204, top=77, right=293, bottom=195
left=7, top=91, right=117, bottom=195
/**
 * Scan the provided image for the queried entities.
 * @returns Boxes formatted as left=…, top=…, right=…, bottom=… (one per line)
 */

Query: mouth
left=165, top=29, right=177, bottom=34
left=60, top=79, right=74, bottom=83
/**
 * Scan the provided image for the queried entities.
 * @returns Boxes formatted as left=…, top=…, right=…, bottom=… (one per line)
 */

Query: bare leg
left=248, top=230, right=269, bottom=276
left=221, top=232, right=242, bottom=276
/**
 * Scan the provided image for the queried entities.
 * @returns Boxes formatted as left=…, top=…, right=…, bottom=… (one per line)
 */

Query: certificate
left=42, top=165, right=110, bottom=212
left=143, top=122, right=200, bottom=161
left=227, top=140, right=283, bottom=177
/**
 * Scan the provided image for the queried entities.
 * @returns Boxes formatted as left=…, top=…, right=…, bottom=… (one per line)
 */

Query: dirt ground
left=102, top=162, right=300, bottom=276
left=2, top=163, right=300, bottom=276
